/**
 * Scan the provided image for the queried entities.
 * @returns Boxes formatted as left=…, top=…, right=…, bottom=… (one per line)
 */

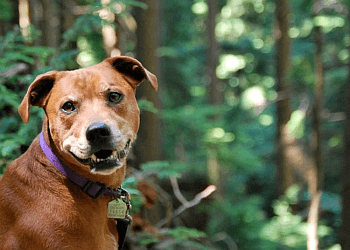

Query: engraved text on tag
left=107, top=199, right=127, bottom=219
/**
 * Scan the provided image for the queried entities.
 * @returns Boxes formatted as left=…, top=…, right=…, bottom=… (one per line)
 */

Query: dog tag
left=107, top=199, right=127, bottom=219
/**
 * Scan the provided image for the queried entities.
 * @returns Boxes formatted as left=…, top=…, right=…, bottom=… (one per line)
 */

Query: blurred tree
left=134, top=0, right=162, bottom=166
left=206, top=0, right=223, bottom=199
left=207, top=0, right=220, bottom=108
left=307, top=2, right=325, bottom=249
left=29, top=0, right=44, bottom=52
left=275, top=0, right=295, bottom=196
left=41, top=0, right=60, bottom=48
left=133, top=0, right=163, bottom=228
left=340, top=8, right=350, bottom=249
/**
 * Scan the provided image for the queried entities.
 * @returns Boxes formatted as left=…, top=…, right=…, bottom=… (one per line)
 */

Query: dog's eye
left=107, top=92, right=123, bottom=105
left=61, top=102, right=76, bottom=113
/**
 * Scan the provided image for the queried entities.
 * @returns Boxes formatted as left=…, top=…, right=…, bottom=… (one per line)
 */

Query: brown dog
left=0, top=56, right=157, bottom=249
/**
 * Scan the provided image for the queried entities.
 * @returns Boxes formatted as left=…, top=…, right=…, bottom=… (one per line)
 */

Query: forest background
left=1, top=0, right=350, bottom=249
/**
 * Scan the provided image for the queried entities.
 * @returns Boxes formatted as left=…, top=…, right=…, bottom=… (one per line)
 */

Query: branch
left=0, top=63, right=30, bottom=79
left=170, top=176, right=189, bottom=205
left=157, top=177, right=216, bottom=228
left=212, top=232, right=239, bottom=250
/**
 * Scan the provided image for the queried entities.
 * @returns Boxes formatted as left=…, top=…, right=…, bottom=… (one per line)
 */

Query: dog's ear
left=18, top=71, right=58, bottom=124
left=106, top=56, right=158, bottom=91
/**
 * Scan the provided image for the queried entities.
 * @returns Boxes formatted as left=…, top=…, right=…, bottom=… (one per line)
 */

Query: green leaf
left=137, top=99, right=159, bottom=114
left=141, top=161, right=181, bottom=178
left=1, top=140, right=18, bottom=157
left=23, top=46, right=55, bottom=58
left=122, top=177, right=139, bottom=195
left=166, top=227, right=206, bottom=240
left=0, top=85, right=20, bottom=108
left=0, top=0, right=13, bottom=21
left=117, top=0, right=148, bottom=9
left=139, top=233, right=159, bottom=245
left=3, top=52, right=35, bottom=65
left=0, top=117, right=18, bottom=134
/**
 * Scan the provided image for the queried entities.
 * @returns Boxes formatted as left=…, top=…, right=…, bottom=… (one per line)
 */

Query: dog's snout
left=86, top=122, right=112, bottom=143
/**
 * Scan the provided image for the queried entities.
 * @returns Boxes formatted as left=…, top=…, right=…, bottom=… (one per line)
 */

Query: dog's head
left=18, top=56, right=158, bottom=175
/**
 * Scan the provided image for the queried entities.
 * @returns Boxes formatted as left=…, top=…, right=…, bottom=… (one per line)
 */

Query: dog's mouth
left=70, top=140, right=131, bottom=172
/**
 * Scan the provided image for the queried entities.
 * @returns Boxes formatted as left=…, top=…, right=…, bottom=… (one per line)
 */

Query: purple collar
left=39, top=132, right=126, bottom=199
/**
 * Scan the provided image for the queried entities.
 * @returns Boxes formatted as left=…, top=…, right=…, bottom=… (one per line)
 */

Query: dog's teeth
left=91, top=168, right=97, bottom=173
left=91, top=154, right=97, bottom=162
left=97, top=158, right=101, bottom=162
left=120, top=149, right=126, bottom=158
left=112, top=151, right=118, bottom=157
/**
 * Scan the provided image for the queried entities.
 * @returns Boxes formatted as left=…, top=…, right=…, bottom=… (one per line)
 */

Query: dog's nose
left=86, top=122, right=112, bottom=143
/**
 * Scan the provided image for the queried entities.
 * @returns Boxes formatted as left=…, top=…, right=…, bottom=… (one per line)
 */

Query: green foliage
left=260, top=186, right=335, bottom=249
left=0, top=27, right=51, bottom=71
left=0, top=27, right=53, bottom=168
left=159, top=0, right=346, bottom=248
left=137, top=227, right=213, bottom=249
left=138, top=99, right=159, bottom=114
left=141, top=161, right=184, bottom=179
left=138, top=233, right=159, bottom=246
left=0, top=0, right=13, bottom=21
left=166, top=227, right=206, bottom=240
left=121, top=176, right=145, bottom=214
left=208, top=196, right=266, bottom=247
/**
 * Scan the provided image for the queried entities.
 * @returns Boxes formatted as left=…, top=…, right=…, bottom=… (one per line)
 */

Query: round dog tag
left=107, top=199, right=127, bottom=219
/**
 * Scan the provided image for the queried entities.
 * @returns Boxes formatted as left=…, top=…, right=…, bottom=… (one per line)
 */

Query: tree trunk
left=207, top=0, right=220, bottom=108
left=134, top=1, right=162, bottom=164
left=307, top=12, right=324, bottom=250
left=18, top=0, right=30, bottom=37
left=339, top=12, right=350, bottom=250
left=275, top=0, right=294, bottom=196
left=115, top=16, right=128, bottom=55
left=29, top=0, right=45, bottom=69
left=40, top=0, right=60, bottom=48
left=61, top=0, right=76, bottom=33
left=29, top=0, right=43, bottom=47
left=206, top=0, right=223, bottom=199
left=133, top=0, right=162, bottom=227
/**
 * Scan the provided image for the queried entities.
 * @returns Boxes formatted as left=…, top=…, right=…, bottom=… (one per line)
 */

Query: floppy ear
left=105, top=56, right=158, bottom=91
left=18, top=71, right=58, bottom=124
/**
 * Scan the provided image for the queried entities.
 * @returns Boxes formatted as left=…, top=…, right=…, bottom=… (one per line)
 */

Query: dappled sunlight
left=338, top=49, right=349, bottom=62
left=314, top=15, right=345, bottom=33
left=190, top=86, right=206, bottom=97
left=217, top=54, right=246, bottom=79
left=192, top=2, right=208, bottom=15
left=329, top=136, right=342, bottom=148
left=241, top=86, right=266, bottom=109
left=286, top=110, right=306, bottom=139
left=259, top=114, right=273, bottom=126
left=253, top=38, right=264, bottom=49
left=76, top=37, right=96, bottom=67
left=260, top=186, right=334, bottom=249
left=216, top=18, right=246, bottom=39
left=204, top=127, right=235, bottom=144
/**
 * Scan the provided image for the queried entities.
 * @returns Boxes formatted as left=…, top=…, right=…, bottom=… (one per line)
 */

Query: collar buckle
left=82, top=180, right=106, bottom=199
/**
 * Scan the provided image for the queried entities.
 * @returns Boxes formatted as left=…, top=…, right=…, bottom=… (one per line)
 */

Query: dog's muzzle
left=65, top=122, right=131, bottom=173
